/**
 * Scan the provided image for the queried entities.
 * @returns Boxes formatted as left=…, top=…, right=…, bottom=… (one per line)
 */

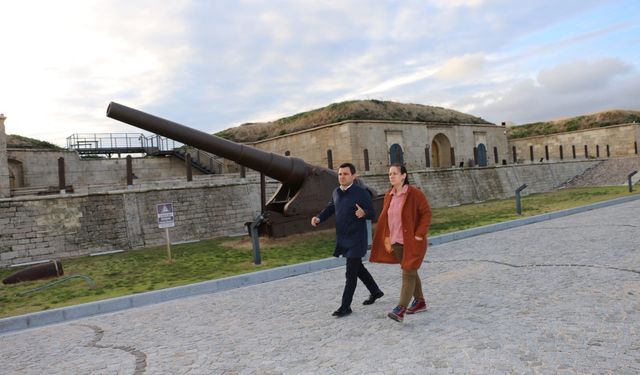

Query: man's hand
left=311, top=217, right=320, bottom=227
left=355, top=203, right=366, bottom=218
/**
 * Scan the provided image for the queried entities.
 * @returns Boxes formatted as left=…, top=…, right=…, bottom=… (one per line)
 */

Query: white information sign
left=156, top=203, right=175, bottom=228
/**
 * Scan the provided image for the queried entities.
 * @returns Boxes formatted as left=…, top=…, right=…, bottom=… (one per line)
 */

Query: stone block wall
left=249, top=122, right=353, bottom=170
left=6, top=149, right=203, bottom=189
left=360, top=160, right=599, bottom=208
left=0, top=179, right=267, bottom=267
left=0, top=195, right=125, bottom=265
left=0, top=115, right=10, bottom=197
left=508, top=123, right=640, bottom=163
left=0, top=161, right=598, bottom=267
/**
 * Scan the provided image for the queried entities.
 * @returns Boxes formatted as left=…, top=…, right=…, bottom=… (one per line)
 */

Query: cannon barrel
left=106, top=102, right=309, bottom=185
left=2, top=260, right=64, bottom=284
left=107, top=101, right=381, bottom=237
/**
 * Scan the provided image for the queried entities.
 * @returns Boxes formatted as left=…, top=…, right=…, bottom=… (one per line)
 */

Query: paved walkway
left=1, top=200, right=639, bottom=374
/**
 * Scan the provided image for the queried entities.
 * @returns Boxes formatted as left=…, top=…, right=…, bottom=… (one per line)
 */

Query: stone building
left=243, top=119, right=509, bottom=174
left=217, top=100, right=510, bottom=174
left=0, top=114, right=10, bottom=197
left=509, top=123, right=640, bottom=163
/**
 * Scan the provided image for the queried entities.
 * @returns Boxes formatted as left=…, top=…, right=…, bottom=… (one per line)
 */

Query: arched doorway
left=8, top=159, right=24, bottom=189
left=431, top=134, right=452, bottom=168
left=477, top=143, right=487, bottom=167
left=389, top=143, right=404, bottom=165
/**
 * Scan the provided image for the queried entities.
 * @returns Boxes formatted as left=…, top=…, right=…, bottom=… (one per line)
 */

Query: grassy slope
left=216, top=99, right=491, bottom=142
left=507, top=109, right=640, bottom=139
left=6, top=134, right=62, bottom=149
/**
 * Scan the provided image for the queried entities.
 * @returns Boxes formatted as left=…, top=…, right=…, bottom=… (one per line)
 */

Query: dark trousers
left=341, top=257, right=381, bottom=309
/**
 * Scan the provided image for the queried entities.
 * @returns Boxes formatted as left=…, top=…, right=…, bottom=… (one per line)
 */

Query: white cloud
left=1, top=0, right=638, bottom=145
left=435, top=53, right=487, bottom=81
left=431, top=0, right=486, bottom=8
left=0, top=0, right=192, bottom=145
left=355, top=66, right=439, bottom=97
left=466, top=58, right=640, bottom=124
left=537, top=59, right=633, bottom=93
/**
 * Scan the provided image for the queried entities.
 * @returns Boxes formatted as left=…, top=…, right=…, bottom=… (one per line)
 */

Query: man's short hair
left=338, top=162, right=356, bottom=174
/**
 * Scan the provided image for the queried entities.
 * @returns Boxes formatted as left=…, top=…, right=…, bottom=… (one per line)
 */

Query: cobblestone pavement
left=1, top=200, right=639, bottom=374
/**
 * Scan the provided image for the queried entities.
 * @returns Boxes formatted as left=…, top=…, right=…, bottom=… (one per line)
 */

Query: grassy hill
left=216, top=100, right=492, bottom=142
left=7, top=134, right=62, bottom=150
left=507, top=109, right=640, bottom=139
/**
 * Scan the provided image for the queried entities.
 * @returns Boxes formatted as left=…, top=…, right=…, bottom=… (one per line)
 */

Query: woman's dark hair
left=390, top=164, right=410, bottom=186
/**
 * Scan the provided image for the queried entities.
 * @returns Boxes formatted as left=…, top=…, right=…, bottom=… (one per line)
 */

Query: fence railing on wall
left=66, top=133, right=183, bottom=155
left=66, top=133, right=223, bottom=174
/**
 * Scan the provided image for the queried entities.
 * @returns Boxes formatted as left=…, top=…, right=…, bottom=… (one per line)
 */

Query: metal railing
left=174, top=146, right=225, bottom=174
left=142, top=134, right=183, bottom=152
left=67, top=133, right=183, bottom=154
left=66, top=132, right=224, bottom=174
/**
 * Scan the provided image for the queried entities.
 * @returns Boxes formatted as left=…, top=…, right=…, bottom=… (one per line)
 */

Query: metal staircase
left=172, top=147, right=223, bottom=174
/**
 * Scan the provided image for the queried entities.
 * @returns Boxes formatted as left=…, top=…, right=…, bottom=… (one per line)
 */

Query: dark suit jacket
left=317, top=183, right=375, bottom=258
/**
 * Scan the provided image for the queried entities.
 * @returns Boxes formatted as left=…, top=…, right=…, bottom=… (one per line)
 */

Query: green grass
left=0, top=234, right=335, bottom=318
left=0, top=186, right=637, bottom=318
left=430, top=186, right=634, bottom=233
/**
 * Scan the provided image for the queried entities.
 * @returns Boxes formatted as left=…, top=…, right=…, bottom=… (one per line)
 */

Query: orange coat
left=370, top=185, right=432, bottom=270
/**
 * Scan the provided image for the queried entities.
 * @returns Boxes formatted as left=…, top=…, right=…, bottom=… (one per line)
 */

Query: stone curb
left=1, top=193, right=639, bottom=335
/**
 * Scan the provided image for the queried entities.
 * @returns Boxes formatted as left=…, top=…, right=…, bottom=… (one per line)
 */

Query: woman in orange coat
left=370, top=164, right=432, bottom=322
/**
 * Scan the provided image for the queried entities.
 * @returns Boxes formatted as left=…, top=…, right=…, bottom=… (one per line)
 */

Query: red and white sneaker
left=406, top=298, right=427, bottom=314
left=387, top=305, right=407, bottom=322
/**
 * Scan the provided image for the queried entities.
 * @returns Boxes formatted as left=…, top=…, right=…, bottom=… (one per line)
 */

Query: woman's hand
left=414, top=236, right=423, bottom=241
left=384, top=237, right=393, bottom=253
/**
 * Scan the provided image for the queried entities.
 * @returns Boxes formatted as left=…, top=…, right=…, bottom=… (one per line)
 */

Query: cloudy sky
left=1, top=0, right=639, bottom=146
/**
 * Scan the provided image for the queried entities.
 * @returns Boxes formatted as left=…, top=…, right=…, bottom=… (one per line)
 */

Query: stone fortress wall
left=0, top=175, right=280, bottom=267
left=7, top=149, right=205, bottom=192
left=0, top=115, right=10, bottom=198
left=0, top=160, right=598, bottom=267
left=509, top=123, right=640, bottom=163
left=364, top=160, right=598, bottom=208
left=0, top=114, right=635, bottom=267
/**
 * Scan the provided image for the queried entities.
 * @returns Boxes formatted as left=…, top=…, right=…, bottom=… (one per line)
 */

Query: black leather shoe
left=363, top=291, right=384, bottom=305
left=332, top=307, right=352, bottom=317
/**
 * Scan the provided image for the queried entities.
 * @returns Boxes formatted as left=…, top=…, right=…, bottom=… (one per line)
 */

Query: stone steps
left=561, top=156, right=640, bottom=188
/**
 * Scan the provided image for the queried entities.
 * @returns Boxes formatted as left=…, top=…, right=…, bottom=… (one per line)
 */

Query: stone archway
left=431, top=133, right=452, bottom=168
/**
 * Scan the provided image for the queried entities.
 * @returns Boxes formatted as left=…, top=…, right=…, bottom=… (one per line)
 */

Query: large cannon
left=106, top=102, right=381, bottom=237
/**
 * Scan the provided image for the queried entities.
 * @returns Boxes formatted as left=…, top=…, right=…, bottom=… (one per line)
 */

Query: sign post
left=156, top=203, right=175, bottom=262
left=515, top=184, right=528, bottom=215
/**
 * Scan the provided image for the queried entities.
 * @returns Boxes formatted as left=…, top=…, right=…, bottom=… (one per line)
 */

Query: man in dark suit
left=311, top=162, right=384, bottom=317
